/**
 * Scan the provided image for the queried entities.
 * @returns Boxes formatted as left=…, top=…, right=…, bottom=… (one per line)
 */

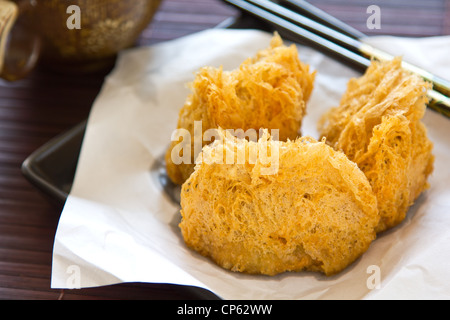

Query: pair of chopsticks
left=222, top=0, right=450, bottom=118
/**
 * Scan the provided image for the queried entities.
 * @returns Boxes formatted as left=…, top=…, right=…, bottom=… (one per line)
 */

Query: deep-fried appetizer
left=165, top=33, right=315, bottom=185
left=179, top=130, right=379, bottom=276
left=319, top=58, right=434, bottom=233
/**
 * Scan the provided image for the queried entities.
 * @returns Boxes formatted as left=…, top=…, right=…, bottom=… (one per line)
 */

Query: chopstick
left=224, top=0, right=370, bottom=70
left=244, top=0, right=450, bottom=97
left=222, top=0, right=450, bottom=118
left=242, top=0, right=364, bottom=54
left=277, top=0, right=366, bottom=39
left=278, top=0, right=450, bottom=118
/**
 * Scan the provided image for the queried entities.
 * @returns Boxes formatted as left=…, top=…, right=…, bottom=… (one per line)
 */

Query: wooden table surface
left=1, top=0, right=449, bottom=300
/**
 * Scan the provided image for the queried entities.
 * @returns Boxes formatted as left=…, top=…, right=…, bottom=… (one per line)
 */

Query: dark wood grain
left=0, top=0, right=448, bottom=300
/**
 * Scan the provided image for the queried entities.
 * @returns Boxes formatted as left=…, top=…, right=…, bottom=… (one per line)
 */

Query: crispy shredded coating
left=165, top=33, right=315, bottom=184
left=319, top=58, right=434, bottom=232
left=179, top=130, right=379, bottom=276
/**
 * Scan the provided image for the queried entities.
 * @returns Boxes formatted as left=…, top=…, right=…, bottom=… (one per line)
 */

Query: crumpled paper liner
left=51, top=29, right=450, bottom=299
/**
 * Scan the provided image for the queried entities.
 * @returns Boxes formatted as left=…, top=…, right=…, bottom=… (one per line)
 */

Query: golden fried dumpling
left=165, top=33, right=315, bottom=184
left=319, top=58, right=434, bottom=232
left=179, top=130, right=379, bottom=276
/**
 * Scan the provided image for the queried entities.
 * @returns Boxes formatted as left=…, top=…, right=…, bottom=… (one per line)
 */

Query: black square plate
left=21, top=121, right=87, bottom=206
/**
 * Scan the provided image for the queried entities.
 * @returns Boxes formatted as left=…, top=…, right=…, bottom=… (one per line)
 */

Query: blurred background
left=0, top=0, right=448, bottom=300
left=143, top=0, right=449, bottom=42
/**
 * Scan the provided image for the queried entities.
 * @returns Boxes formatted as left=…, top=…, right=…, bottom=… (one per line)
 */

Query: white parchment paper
left=51, top=29, right=450, bottom=299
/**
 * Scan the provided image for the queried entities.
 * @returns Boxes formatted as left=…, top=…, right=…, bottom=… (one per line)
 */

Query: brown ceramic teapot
left=0, top=0, right=162, bottom=80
